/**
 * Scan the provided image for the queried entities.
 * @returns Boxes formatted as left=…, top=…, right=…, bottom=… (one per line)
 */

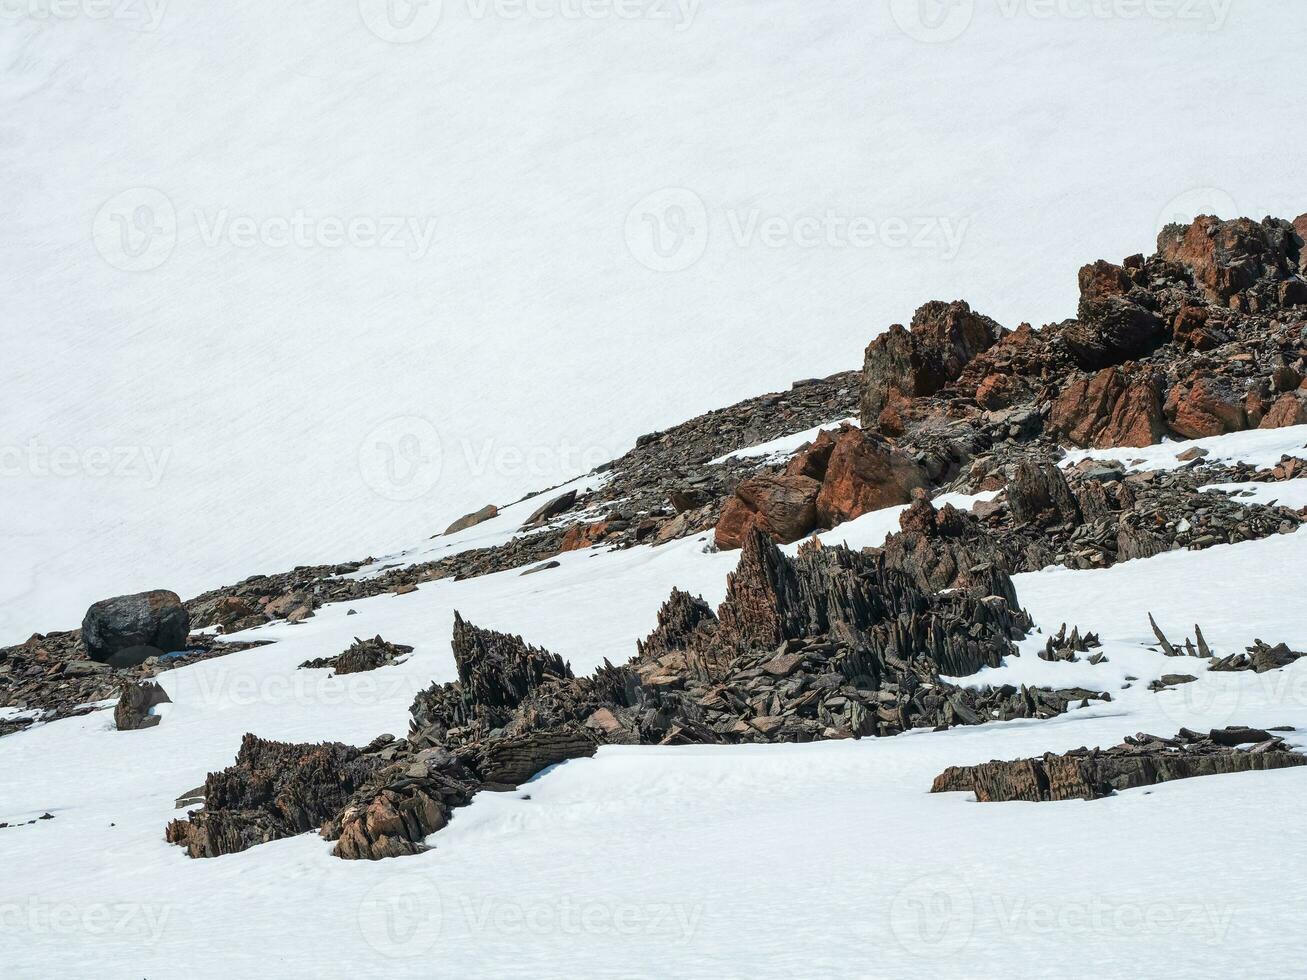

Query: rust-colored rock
left=1164, top=376, right=1248, bottom=439
left=714, top=474, right=821, bottom=550
left=814, top=427, right=928, bottom=527
left=560, top=520, right=609, bottom=552
left=860, top=300, right=1004, bottom=425
left=1260, top=391, right=1307, bottom=429
left=1157, top=214, right=1299, bottom=308
left=1047, top=365, right=1166, bottom=448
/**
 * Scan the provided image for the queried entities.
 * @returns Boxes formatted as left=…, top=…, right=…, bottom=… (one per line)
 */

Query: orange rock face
left=1047, top=365, right=1166, bottom=449
left=1164, top=376, right=1248, bottom=439
left=560, top=520, right=609, bottom=552
left=713, top=474, right=821, bottom=550
left=814, top=427, right=928, bottom=527
left=1260, top=391, right=1307, bottom=429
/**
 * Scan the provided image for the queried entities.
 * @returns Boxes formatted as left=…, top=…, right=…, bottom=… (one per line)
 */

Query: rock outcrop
left=299, top=636, right=414, bottom=675
left=171, top=524, right=1116, bottom=860
left=861, top=300, right=1005, bottom=425
left=1047, top=365, right=1166, bottom=448
left=931, top=727, right=1307, bottom=802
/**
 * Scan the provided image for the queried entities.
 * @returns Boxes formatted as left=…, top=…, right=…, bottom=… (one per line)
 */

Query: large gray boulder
left=82, top=590, right=190, bottom=664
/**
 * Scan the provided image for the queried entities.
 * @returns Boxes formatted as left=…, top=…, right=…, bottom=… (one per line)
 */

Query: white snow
left=710, top=417, right=859, bottom=465
left=1061, top=424, right=1307, bottom=474
left=5, top=428, right=1307, bottom=977
left=4, top=0, right=1306, bottom=642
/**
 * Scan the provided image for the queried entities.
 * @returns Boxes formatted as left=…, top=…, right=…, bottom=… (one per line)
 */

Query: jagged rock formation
left=1210, top=639, right=1307, bottom=674
left=860, top=300, right=1006, bottom=424
left=169, top=526, right=1119, bottom=860
left=299, top=635, right=413, bottom=675
left=931, top=727, right=1307, bottom=802
left=165, top=734, right=387, bottom=858
left=10, top=214, right=1307, bottom=740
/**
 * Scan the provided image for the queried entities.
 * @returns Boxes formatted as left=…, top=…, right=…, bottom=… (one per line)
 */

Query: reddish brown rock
left=560, top=520, right=609, bottom=552
left=1047, top=365, right=1166, bottom=448
left=1164, top=376, right=1248, bottom=439
left=1172, top=305, right=1226, bottom=352
left=860, top=300, right=1004, bottom=425
left=783, top=428, right=838, bottom=481
left=814, top=427, right=928, bottom=527
left=1157, top=214, right=1298, bottom=307
left=1260, top=391, right=1307, bottom=429
left=1078, top=259, right=1133, bottom=303
left=714, top=474, right=821, bottom=550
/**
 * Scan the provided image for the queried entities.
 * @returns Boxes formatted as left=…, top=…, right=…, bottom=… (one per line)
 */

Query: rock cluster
left=715, top=424, right=926, bottom=549
left=1209, top=639, right=1306, bottom=674
left=299, top=635, right=414, bottom=675
left=167, top=525, right=1114, bottom=860
left=931, top=727, right=1307, bottom=802
left=0, top=630, right=267, bottom=737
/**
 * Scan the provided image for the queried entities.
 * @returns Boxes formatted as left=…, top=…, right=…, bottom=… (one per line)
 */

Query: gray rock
left=82, top=591, right=189, bottom=664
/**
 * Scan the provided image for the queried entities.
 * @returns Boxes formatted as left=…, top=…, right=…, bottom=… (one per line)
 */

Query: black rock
left=82, top=591, right=189, bottom=664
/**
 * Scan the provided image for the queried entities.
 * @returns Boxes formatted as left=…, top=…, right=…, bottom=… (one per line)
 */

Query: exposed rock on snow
left=168, top=525, right=1115, bottom=860
left=931, top=727, right=1307, bottom=802
left=114, top=681, right=171, bottom=731
left=298, top=635, right=414, bottom=675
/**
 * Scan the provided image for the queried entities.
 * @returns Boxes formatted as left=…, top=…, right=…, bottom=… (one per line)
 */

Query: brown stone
left=1260, top=391, right=1307, bottom=429
left=814, top=428, right=928, bottom=527
left=714, top=474, right=821, bottom=550
left=1047, top=365, right=1166, bottom=448
left=1165, top=376, right=1248, bottom=439
left=860, top=300, right=1004, bottom=425
left=560, top=520, right=609, bottom=552
left=1157, top=214, right=1297, bottom=306
left=444, top=505, right=498, bottom=535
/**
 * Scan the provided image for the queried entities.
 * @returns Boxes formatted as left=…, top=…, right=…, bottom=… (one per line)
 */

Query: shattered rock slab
left=931, top=728, right=1307, bottom=802
left=298, top=635, right=414, bottom=675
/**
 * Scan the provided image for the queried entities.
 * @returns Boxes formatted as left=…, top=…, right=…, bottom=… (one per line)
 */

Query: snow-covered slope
left=3, top=427, right=1307, bottom=978
left=4, top=0, right=1305, bottom=641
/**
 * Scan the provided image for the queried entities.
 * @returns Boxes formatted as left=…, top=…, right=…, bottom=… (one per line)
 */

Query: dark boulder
left=82, top=591, right=189, bottom=664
